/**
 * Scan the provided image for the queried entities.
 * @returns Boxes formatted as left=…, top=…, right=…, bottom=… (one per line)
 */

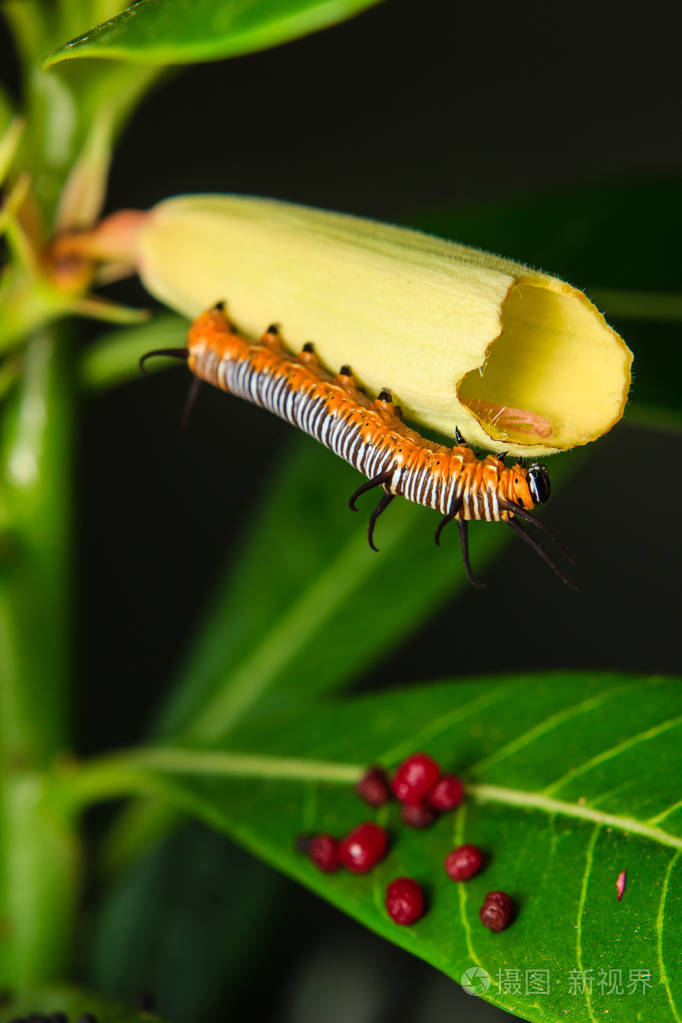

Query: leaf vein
left=470, top=680, right=651, bottom=774
left=657, top=849, right=682, bottom=1023
left=379, top=685, right=509, bottom=765
left=649, top=798, right=682, bottom=827
left=576, top=825, right=601, bottom=1023
left=543, top=714, right=682, bottom=796
left=454, top=803, right=481, bottom=970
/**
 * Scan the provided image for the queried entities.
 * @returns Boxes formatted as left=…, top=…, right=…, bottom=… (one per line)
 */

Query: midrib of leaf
left=64, top=747, right=682, bottom=852
left=470, top=786, right=682, bottom=850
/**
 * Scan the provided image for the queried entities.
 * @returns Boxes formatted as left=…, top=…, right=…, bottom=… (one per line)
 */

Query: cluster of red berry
left=298, top=752, right=515, bottom=931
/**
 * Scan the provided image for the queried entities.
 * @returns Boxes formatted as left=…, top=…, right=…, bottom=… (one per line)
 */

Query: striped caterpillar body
left=142, top=304, right=574, bottom=588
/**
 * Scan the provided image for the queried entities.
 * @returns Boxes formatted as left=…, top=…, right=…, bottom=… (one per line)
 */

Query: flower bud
left=134, top=195, right=632, bottom=455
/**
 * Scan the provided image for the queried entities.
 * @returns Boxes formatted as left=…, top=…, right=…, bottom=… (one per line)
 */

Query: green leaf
left=44, top=0, right=385, bottom=67
left=0, top=89, right=14, bottom=139
left=87, top=824, right=288, bottom=1023
left=80, top=313, right=189, bottom=390
left=18, top=60, right=161, bottom=220
left=70, top=674, right=682, bottom=1023
left=0, top=984, right=170, bottom=1023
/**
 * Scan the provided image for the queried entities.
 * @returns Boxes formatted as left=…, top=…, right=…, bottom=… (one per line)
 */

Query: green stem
left=0, top=331, right=73, bottom=761
left=0, top=328, right=78, bottom=987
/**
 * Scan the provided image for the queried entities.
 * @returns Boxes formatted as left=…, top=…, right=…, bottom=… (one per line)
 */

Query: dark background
left=3, top=0, right=682, bottom=1020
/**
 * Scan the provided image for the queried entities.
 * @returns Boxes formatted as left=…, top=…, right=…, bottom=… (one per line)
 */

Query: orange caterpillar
left=142, top=304, right=574, bottom=588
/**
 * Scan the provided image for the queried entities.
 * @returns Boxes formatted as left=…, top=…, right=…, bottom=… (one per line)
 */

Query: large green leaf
left=80, top=314, right=189, bottom=390
left=0, top=985, right=168, bottom=1023
left=44, top=0, right=385, bottom=67
left=70, top=674, right=682, bottom=1023
left=87, top=824, right=288, bottom=1023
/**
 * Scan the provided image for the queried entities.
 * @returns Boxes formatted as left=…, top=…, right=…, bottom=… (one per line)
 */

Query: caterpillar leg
left=434, top=496, right=463, bottom=546
left=367, top=488, right=395, bottom=552
left=348, top=471, right=393, bottom=511
left=457, top=519, right=486, bottom=589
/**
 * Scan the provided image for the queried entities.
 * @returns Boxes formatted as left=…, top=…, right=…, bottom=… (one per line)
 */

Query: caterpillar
left=141, top=303, right=574, bottom=588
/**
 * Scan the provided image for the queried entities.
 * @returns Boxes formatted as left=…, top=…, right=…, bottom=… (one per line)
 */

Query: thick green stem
left=0, top=772, right=80, bottom=988
left=0, top=331, right=72, bottom=761
left=0, top=329, right=78, bottom=987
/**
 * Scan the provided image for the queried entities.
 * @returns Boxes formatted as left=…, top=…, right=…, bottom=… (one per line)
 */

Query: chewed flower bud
left=133, top=195, right=632, bottom=455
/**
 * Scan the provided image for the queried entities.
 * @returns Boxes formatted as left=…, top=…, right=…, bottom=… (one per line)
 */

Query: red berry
left=444, top=844, right=485, bottom=880
left=392, top=753, right=441, bottom=805
left=356, top=766, right=392, bottom=807
left=338, top=822, right=388, bottom=872
left=479, top=890, right=515, bottom=931
left=427, top=773, right=464, bottom=811
left=401, top=802, right=437, bottom=829
left=308, top=834, right=340, bottom=873
left=386, top=877, right=424, bottom=925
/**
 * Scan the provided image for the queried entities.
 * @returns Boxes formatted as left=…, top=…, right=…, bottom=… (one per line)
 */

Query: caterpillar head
left=506, top=461, right=550, bottom=510
left=527, top=462, right=551, bottom=505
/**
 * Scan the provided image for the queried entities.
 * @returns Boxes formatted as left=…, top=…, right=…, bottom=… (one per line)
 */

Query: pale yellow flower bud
left=135, top=195, right=632, bottom=456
